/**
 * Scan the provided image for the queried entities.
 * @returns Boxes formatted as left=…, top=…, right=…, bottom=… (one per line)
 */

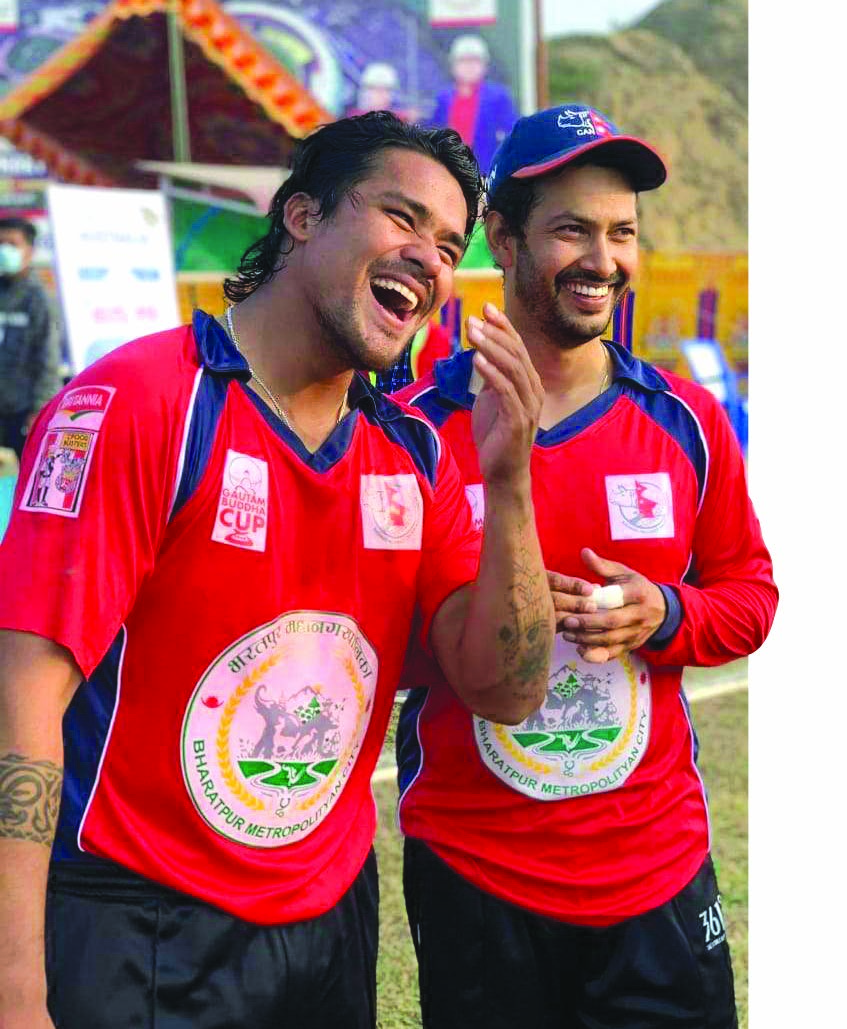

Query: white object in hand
left=591, top=584, right=625, bottom=609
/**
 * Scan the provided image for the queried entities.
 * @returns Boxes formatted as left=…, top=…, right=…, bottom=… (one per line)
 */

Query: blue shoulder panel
left=360, top=382, right=442, bottom=490
left=407, top=384, right=462, bottom=429
left=401, top=348, right=476, bottom=429
left=170, top=311, right=251, bottom=519
left=396, top=688, right=429, bottom=795
left=604, top=344, right=708, bottom=502
left=170, top=371, right=229, bottom=518
left=53, top=628, right=127, bottom=864
left=619, top=385, right=708, bottom=504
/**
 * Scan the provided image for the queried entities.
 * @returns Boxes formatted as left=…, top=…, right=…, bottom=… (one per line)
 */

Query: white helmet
left=449, top=35, right=490, bottom=64
left=360, top=62, right=399, bottom=89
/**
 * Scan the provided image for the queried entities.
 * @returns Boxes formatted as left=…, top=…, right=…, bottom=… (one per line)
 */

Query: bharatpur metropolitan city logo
left=181, top=611, right=377, bottom=847
left=474, top=636, right=652, bottom=800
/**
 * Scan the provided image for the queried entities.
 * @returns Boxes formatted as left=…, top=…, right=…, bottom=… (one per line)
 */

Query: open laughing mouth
left=370, top=276, right=422, bottom=327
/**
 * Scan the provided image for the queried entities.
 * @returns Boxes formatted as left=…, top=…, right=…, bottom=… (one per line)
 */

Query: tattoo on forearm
left=498, top=535, right=551, bottom=694
left=0, top=753, right=62, bottom=847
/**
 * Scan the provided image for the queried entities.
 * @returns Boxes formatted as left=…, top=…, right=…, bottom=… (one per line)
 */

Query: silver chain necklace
left=225, top=306, right=347, bottom=433
left=598, top=348, right=611, bottom=395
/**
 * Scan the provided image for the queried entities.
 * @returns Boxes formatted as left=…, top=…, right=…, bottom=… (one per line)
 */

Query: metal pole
left=534, top=0, right=549, bottom=109
left=167, top=0, right=192, bottom=162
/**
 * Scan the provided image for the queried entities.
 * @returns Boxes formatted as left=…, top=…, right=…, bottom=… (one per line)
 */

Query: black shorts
left=404, top=838, right=737, bottom=1029
left=46, top=850, right=379, bottom=1029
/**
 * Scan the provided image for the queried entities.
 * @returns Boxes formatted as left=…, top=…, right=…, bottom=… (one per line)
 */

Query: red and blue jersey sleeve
left=0, top=327, right=198, bottom=678
left=386, top=396, right=481, bottom=643
left=417, top=438, right=480, bottom=641
left=644, top=377, right=778, bottom=667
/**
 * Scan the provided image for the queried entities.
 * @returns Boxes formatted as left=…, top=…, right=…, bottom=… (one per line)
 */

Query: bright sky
left=541, top=0, right=663, bottom=38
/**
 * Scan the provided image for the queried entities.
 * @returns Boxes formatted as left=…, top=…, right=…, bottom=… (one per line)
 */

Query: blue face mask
left=0, top=243, right=24, bottom=275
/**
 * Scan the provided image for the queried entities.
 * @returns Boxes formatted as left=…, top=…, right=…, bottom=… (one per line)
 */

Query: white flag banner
left=47, top=184, right=180, bottom=373
left=429, top=0, right=497, bottom=27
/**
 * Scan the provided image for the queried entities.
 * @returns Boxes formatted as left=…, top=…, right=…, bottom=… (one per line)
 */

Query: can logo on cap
left=556, top=108, right=613, bottom=139
left=556, top=108, right=597, bottom=137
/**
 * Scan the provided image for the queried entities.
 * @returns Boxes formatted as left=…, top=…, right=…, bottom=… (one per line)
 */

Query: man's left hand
left=559, top=548, right=667, bottom=663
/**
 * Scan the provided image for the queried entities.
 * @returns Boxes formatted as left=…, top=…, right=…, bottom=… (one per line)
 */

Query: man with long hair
left=0, top=112, right=554, bottom=1029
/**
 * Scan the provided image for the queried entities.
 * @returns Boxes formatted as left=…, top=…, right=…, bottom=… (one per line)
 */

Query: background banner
left=47, top=183, right=179, bottom=372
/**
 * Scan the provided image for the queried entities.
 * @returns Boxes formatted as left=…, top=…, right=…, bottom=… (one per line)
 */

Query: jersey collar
left=193, top=307, right=403, bottom=424
left=193, top=309, right=252, bottom=380
left=605, top=340, right=670, bottom=392
left=432, top=338, right=670, bottom=409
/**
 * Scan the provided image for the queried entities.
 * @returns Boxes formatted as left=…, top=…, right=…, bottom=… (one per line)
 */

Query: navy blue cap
left=487, top=104, right=667, bottom=198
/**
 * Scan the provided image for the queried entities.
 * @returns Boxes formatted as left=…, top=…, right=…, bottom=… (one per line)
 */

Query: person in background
left=0, top=216, right=62, bottom=459
left=409, top=318, right=452, bottom=380
left=394, top=104, right=778, bottom=1029
left=347, top=62, right=417, bottom=121
left=429, top=35, right=518, bottom=176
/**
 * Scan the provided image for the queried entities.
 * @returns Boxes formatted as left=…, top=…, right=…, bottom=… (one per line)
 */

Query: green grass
left=373, top=686, right=749, bottom=1028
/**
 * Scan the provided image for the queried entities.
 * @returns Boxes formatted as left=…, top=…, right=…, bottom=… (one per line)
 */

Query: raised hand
left=468, top=303, right=543, bottom=488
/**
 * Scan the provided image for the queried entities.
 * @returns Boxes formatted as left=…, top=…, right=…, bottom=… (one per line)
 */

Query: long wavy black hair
left=223, top=111, right=483, bottom=303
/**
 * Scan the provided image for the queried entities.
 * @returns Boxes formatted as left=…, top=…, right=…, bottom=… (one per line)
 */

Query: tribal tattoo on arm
left=497, top=533, right=552, bottom=703
left=0, top=754, right=62, bottom=847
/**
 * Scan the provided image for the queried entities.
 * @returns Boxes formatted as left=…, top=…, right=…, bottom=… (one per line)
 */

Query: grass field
left=372, top=676, right=749, bottom=1029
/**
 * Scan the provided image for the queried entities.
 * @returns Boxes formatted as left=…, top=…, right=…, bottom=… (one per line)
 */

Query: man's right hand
left=0, top=631, right=81, bottom=1029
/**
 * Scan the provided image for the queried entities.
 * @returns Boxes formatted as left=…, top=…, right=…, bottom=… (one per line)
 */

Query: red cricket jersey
left=394, top=344, right=776, bottom=925
left=0, top=311, right=481, bottom=925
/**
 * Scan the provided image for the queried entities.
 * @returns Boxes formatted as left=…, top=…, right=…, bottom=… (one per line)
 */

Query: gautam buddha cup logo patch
left=181, top=611, right=377, bottom=847
left=474, top=635, right=651, bottom=800
left=212, top=449, right=269, bottom=551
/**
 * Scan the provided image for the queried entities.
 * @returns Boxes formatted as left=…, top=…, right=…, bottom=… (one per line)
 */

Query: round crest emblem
left=181, top=611, right=377, bottom=847
left=360, top=473, right=423, bottom=549
left=611, top=479, right=670, bottom=533
left=474, top=635, right=651, bottom=800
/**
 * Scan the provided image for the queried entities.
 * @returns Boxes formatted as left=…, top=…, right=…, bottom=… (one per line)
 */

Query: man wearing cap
left=393, top=105, right=777, bottom=1028
left=430, top=35, right=518, bottom=175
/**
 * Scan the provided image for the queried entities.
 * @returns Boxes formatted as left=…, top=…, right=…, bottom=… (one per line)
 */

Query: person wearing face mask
left=0, top=216, right=62, bottom=460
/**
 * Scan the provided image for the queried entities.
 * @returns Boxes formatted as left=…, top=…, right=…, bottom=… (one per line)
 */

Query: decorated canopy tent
left=0, top=0, right=332, bottom=188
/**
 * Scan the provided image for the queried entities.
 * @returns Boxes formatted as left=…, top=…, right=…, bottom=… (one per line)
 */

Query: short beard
left=514, top=240, right=622, bottom=350
left=313, top=296, right=411, bottom=373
